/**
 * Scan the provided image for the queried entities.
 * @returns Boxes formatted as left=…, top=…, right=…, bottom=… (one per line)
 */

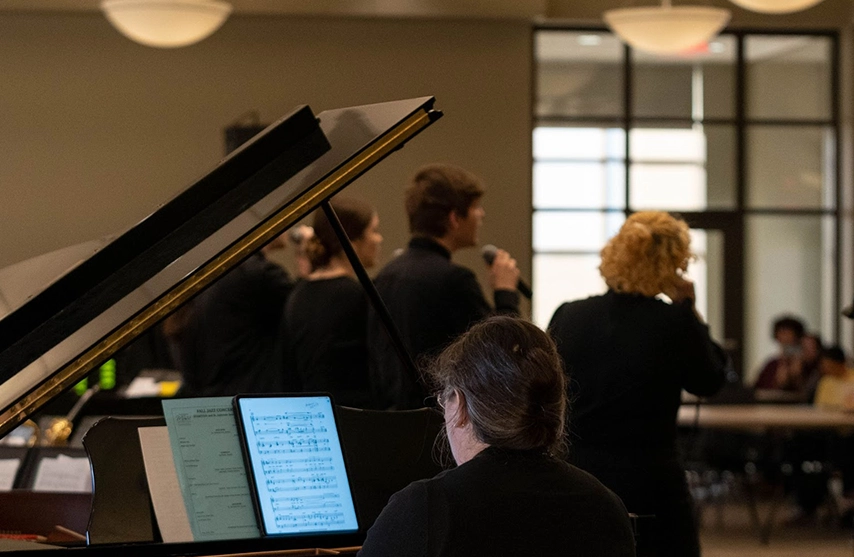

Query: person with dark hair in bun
left=358, top=316, right=635, bottom=557
left=548, top=211, right=726, bottom=557
left=281, top=196, right=382, bottom=408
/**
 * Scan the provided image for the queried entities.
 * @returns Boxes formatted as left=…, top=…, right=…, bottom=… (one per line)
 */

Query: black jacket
left=177, top=253, right=293, bottom=396
left=548, top=290, right=726, bottom=557
left=548, top=290, right=726, bottom=452
left=368, top=237, right=519, bottom=409
left=358, top=446, right=636, bottom=557
left=282, top=276, right=373, bottom=408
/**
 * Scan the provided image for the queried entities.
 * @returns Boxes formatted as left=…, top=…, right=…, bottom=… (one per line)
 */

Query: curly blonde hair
left=599, top=211, right=693, bottom=297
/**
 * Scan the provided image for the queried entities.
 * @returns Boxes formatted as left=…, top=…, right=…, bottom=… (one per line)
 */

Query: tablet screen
left=234, top=394, right=359, bottom=536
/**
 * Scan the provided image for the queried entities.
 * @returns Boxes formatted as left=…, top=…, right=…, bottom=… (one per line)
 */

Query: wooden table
left=678, top=404, right=854, bottom=431
left=678, top=403, right=854, bottom=544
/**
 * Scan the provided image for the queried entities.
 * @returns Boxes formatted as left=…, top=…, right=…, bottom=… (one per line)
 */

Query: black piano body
left=0, top=97, right=442, bottom=555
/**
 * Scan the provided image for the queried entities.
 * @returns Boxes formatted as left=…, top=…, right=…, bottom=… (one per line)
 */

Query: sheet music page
left=0, top=458, right=21, bottom=491
left=161, top=397, right=259, bottom=541
left=32, top=454, right=92, bottom=492
left=138, top=426, right=194, bottom=543
left=235, top=396, right=358, bottom=535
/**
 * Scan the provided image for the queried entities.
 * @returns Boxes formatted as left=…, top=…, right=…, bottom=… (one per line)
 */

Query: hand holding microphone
left=482, top=244, right=532, bottom=299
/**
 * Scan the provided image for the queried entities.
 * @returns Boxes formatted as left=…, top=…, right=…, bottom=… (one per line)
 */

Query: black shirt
left=177, top=253, right=293, bottom=396
left=548, top=290, right=726, bottom=452
left=358, top=446, right=636, bottom=557
left=368, top=237, right=519, bottom=409
left=282, top=276, right=372, bottom=408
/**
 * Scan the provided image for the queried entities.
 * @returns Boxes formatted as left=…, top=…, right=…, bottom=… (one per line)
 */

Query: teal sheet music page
left=162, top=397, right=260, bottom=541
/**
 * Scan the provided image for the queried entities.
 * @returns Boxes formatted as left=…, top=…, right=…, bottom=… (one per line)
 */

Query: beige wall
left=0, top=12, right=532, bottom=310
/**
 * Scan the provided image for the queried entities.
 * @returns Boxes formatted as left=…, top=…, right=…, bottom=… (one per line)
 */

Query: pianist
left=358, top=316, right=635, bottom=557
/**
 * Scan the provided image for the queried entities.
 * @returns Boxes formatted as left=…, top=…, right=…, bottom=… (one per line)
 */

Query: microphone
left=288, top=225, right=314, bottom=245
left=481, top=244, right=532, bottom=300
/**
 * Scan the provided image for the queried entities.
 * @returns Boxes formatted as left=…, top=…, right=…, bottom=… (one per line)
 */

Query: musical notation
left=274, top=511, right=347, bottom=530
left=271, top=493, right=343, bottom=512
left=246, top=404, right=354, bottom=532
left=261, top=456, right=335, bottom=475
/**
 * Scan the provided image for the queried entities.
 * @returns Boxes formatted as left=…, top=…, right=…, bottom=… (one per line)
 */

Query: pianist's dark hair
left=429, top=316, right=568, bottom=458
left=306, top=196, right=375, bottom=270
left=406, top=163, right=485, bottom=238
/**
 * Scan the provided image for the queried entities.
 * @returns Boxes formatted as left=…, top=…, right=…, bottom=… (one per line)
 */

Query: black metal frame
left=531, top=26, right=841, bottom=376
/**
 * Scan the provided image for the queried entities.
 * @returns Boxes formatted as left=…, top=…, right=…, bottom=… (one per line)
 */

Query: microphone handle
left=516, top=279, right=532, bottom=300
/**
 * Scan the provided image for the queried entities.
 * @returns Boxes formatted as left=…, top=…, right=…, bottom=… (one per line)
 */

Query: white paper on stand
left=138, top=426, right=194, bottom=543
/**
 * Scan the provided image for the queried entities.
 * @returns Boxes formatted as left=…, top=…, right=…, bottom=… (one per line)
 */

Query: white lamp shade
left=101, top=0, right=232, bottom=48
left=604, top=6, right=731, bottom=55
left=728, top=0, right=824, bottom=13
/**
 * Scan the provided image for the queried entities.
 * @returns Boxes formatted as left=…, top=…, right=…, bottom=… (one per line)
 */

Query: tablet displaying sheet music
left=233, top=394, right=359, bottom=537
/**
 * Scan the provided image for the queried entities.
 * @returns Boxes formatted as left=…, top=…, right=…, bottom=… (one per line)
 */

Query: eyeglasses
left=434, top=389, right=454, bottom=411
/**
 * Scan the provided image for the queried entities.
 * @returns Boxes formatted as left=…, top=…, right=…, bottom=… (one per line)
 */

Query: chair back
left=336, top=406, right=446, bottom=532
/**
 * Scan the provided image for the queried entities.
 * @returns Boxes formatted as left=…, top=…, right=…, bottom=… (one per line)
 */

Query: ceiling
left=1, top=0, right=852, bottom=26
left=0, top=0, right=854, bottom=28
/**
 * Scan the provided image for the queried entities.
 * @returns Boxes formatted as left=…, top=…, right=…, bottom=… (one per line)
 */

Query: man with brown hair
left=368, top=163, right=520, bottom=409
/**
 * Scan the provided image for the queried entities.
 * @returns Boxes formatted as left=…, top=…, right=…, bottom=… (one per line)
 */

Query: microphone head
left=481, top=244, right=498, bottom=265
left=288, top=225, right=314, bottom=244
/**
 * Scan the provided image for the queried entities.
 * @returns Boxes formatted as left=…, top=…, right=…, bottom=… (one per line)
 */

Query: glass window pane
left=705, top=125, right=737, bottom=209
left=746, top=35, right=832, bottom=121
left=630, top=128, right=705, bottom=162
left=533, top=127, right=625, bottom=160
left=532, top=254, right=606, bottom=329
left=745, top=215, right=835, bottom=384
left=535, top=31, right=624, bottom=118
left=533, top=212, right=625, bottom=252
left=628, top=125, right=736, bottom=210
left=746, top=125, right=835, bottom=209
left=632, top=35, right=736, bottom=119
left=533, top=162, right=625, bottom=210
left=630, top=164, right=706, bottom=211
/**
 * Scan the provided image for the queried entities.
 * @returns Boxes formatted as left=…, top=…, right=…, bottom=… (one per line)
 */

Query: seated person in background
left=358, top=316, right=636, bottom=557
left=282, top=197, right=381, bottom=408
left=753, top=315, right=810, bottom=392
left=548, top=211, right=726, bottom=557
left=814, top=346, right=854, bottom=410
left=368, top=163, right=520, bottom=409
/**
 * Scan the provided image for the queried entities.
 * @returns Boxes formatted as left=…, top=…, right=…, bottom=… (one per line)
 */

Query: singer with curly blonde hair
left=548, top=211, right=726, bottom=557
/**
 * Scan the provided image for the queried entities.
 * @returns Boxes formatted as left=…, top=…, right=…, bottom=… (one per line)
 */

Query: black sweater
left=368, top=237, right=519, bottom=409
left=548, top=290, right=726, bottom=453
left=358, top=447, right=636, bottom=557
left=282, top=276, right=372, bottom=408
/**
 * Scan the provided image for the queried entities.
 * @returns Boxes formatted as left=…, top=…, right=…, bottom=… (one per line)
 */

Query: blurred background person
left=753, top=315, right=810, bottom=393
left=176, top=233, right=293, bottom=396
left=368, top=163, right=520, bottom=410
left=813, top=345, right=854, bottom=409
left=359, top=316, right=635, bottom=557
left=288, top=224, right=315, bottom=280
left=282, top=197, right=381, bottom=408
left=548, top=211, right=726, bottom=557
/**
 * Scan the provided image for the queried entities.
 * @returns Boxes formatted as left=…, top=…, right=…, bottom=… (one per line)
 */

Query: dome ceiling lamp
left=727, top=0, right=825, bottom=13
left=603, top=0, right=731, bottom=56
left=101, top=0, right=233, bottom=49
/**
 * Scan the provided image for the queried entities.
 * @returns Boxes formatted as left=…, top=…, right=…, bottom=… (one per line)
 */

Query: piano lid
left=0, top=97, right=441, bottom=438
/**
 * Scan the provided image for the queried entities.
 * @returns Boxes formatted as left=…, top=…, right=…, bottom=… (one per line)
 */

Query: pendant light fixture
left=101, top=0, right=232, bottom=49
left=604, top=0, right=731, bottom=56
left=728, top=0, right=824, bottom=13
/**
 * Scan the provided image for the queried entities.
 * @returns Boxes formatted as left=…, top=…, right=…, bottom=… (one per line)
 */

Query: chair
left=335, top=406, right=446, bottom=532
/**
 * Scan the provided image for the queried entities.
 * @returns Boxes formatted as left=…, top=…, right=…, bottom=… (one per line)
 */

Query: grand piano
left=0, top=97, right=442, bottom=555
